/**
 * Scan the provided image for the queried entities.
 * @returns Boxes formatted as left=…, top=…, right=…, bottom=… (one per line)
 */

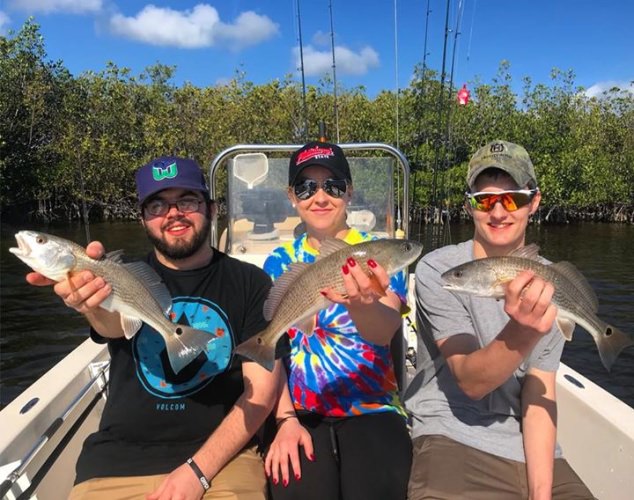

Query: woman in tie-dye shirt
left=263, top=141, right=412, bottom=500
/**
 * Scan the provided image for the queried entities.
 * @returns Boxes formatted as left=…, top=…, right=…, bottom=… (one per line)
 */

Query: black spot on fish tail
left=234, top=335, right=275, bottom=372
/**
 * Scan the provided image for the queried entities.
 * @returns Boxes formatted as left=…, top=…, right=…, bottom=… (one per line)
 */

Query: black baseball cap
left=288, top=141, right=352, bottom=186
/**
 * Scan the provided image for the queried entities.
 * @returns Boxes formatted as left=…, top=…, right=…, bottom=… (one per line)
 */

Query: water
left=1, top=221, right=633, bottom=408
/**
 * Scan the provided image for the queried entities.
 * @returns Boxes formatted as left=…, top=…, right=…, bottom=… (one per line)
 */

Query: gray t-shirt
left=403, top=240, right=564, bottom=462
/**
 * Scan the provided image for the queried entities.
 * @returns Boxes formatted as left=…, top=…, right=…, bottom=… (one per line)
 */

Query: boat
left=1, top=143, right=632, bottom=499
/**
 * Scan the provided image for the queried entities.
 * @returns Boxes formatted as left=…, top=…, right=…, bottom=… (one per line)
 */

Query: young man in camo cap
left=405, top=140, right=594, bottom=499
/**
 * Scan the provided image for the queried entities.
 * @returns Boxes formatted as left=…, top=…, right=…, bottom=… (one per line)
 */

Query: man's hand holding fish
left=504, top=269, right=558, bottom=337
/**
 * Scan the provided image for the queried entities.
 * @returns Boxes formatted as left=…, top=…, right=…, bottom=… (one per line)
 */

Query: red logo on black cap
left=296, top=146, right=335, bottom=165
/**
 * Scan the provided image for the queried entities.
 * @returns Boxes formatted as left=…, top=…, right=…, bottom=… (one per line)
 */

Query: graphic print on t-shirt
left=133, top=296, right=233, bottom=398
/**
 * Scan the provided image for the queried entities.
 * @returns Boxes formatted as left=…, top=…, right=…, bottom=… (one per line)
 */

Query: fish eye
left=36, top=235, right=47, bottom=244
left=454, top=270, right=463, bottom=278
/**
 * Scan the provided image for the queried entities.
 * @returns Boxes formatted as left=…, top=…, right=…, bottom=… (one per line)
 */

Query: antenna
left=296, top=0, right=308, bottom=141
left=421, top=0, right=432, bottom=83
left=328, top=0, right=340, bottom=142
left=394, top=0, right=400, bottom=150
left=394, top=0, right=404, bottom=238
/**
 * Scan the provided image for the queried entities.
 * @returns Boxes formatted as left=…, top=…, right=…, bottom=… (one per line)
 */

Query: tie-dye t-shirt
left=263, top=228, right=407, bottom=417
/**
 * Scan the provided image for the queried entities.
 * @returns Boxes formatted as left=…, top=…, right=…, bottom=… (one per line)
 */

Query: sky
left=0, top=0, right=632, bottom=99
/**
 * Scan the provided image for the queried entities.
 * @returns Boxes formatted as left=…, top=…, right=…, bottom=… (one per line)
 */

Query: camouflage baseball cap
left=467, top=140, right=537, bottom=190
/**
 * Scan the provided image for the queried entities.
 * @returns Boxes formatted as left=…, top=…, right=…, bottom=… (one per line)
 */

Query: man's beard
left=145, top=214, right=211, bottom=261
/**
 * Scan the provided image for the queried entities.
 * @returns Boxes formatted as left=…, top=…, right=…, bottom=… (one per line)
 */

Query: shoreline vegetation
left=1, top=20, right=633, bottom=225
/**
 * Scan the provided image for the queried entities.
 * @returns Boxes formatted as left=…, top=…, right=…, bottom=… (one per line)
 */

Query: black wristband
left=276, top=415, right=298, bottom=428
left=186, top=457, right=210, bottom=491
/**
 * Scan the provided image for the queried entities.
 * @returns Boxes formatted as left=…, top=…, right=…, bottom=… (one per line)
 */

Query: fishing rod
left=430, top=0, right=452, bottom=211
left=421, top=0, right=432, bottom=86
left=295, top=0, right=308, bottom=141
left=0, top=360, right=110, bottom=498
left=439, top=0, right=466, bottom=245
left=328, top=0, right=340, bottom=143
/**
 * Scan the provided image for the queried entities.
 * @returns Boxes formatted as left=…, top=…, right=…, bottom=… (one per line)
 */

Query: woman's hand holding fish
left=504, top=270, right=558, bottom=337
left=321, top=258, right=390, bottom=307
left=321, top=258, right=402, bottom=345
left=265, top=417, right=314, bottom=486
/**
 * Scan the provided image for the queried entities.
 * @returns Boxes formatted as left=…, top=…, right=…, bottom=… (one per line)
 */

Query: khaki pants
left=69, top=446, right=266, bottom=500
left=408, top=435, right=595, bottom=500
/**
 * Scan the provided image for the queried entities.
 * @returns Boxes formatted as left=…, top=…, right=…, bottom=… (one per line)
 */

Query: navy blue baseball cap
left=135, top=156, right=210, bottom=205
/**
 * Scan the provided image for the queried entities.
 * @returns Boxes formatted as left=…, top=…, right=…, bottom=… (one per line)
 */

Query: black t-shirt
left=75, top=250, right=271, bottom=483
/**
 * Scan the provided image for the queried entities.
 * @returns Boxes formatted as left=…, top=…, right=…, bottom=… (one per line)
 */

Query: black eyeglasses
left=293, top=178, right=348, bottom=201
left=466, top=189, right=539, bottom=212
left=144, top=197, right=205, bottom=217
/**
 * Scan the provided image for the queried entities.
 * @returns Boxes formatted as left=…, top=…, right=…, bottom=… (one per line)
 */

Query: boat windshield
left=212, top=147, right=401, bottom=264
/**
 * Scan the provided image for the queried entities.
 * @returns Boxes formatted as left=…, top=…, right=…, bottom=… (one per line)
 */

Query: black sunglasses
left=293, top=178, right=348, bottom=201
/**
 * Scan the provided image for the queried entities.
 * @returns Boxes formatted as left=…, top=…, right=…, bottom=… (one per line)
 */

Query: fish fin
left=593, top=320, right=634, bottom=372
left=509, top=243, right=541, bottom=260
left=104, top=249, right=125, bottom=263
left=123, top=261, right=172, bottom=312
left=263, top=262, right=311, bottom=321
left=99, top=293, right=116, bottom=312
left=316, top=238, right=350, bottom=260
left=66, top=271, right=76, bottom=290
left=368, top=274, right=388, bottom=297
left=164, top=325, right=214, bottom=374
left=556, top=317, right=576, bottom=341
left=550, top=261, right=599, bottom=312
left=120, top=315, right=143, bottom=339
left=234, top=334, right=277, bottom=372
left=295, top=316, right=316, bottom=334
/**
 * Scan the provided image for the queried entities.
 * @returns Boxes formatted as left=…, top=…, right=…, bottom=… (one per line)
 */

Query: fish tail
left=595, top=321, right=634, bottom=372
left=164, top=325, right=214, bottom=374
left=234, top=333, right=276, bottom=372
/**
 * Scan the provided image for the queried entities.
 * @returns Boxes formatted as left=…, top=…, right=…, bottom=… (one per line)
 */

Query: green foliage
left=1, top=21, right=633, bottom=221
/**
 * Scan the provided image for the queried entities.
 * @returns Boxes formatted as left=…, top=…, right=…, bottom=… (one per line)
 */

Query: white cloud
left=109, top=4, right=278, bottom=50
left=311, top=30, right=331, bottom=46
left=0, top=11, right=10, bottom=34
left=9, top=0, right=102, bottom=14
left=584, top=80, right=634, bottom=98
left=295, top=44, right=380, bottom=77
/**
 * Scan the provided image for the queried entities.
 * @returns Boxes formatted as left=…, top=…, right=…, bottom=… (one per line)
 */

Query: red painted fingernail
left=309, top=454, right=315, bottom=461
left=273, top=478, right=278, bottom=485
left=347, top=257, right=356, bottom=267
left=367, top=259, right=377, bottom=268
left=342, top=264, right=349, bottom=275
left=295, top=474, right=301, bottom=481
left=320, top=291, right=327, bottom=296
left=283, top=479, right=288, bottom=487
